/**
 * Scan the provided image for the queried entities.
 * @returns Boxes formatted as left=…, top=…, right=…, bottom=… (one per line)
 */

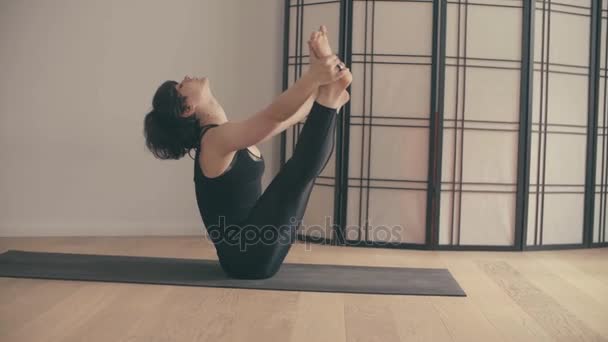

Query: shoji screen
left=285, top=0, right=341, bottom=242
left=344, top=0, right=435, bottom=245
left=439, top=0, right=523, bottom=247
left=595, top=0, right=607, bottom=244
left=527, top=0, right=591, bottom=247
left=283, top=0, right=604, bottom=250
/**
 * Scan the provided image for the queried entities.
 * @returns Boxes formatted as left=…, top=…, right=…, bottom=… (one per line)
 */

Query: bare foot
left=309, top=26, right=352, bottom=109
left=310, top=25, right=333, bottom=58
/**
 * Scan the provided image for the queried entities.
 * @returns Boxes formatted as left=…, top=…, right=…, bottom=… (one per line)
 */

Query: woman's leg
left=217, top=101, right=339, bottom=279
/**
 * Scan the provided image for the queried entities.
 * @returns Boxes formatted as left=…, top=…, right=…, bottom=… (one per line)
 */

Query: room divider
left=281, top=0, right=607, bottom=251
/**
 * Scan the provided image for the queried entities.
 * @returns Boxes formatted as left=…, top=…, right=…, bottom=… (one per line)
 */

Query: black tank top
left=193, top=124, right=265, bottom=230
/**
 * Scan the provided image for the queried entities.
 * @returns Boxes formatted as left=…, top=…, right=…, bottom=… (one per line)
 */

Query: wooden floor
left=0, top=237, right=607, bottom=342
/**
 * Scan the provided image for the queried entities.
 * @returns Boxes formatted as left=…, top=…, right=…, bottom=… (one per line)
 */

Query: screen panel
left=345, top=0, right=434, bottom=245
left=439, top=0, right=523, bottom=246
left=527, top=0, right=591, bottom=246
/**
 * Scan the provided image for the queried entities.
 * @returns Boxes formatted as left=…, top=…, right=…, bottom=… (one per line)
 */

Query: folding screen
left=283, top=0, right=606, bottom=250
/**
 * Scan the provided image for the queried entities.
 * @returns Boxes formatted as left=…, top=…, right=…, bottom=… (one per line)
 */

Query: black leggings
left=215, top=101, right=338, bottom=279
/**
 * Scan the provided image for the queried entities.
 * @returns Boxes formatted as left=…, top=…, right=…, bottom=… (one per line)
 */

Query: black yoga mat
left=0, top=250, right=466, bottom=296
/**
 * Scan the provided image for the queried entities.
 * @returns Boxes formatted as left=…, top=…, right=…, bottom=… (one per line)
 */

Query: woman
left=144, top=26, right=352, bottom=279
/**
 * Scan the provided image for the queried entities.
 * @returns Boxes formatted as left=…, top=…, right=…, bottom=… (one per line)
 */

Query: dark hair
left=143, top=80, right=202, bottom=160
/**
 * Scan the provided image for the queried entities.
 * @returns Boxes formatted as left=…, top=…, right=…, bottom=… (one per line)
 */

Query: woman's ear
left=182, top=104, right=195, bottom=117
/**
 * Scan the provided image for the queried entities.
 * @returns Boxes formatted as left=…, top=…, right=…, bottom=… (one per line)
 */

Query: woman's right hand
left=308, top=53, right=349, bottom=86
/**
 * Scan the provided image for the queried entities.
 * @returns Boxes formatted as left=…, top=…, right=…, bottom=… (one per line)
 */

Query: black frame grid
left=282, top=0, right=607, bottom=251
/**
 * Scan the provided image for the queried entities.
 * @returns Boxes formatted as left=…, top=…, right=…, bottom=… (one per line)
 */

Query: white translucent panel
left=301, top=185, right=335, bottom=240
left=444, top=4, right=461, bottom=58
left=349, top=63, right=368, bottom=116
left=351, top=1, right=372, bottom=56
left=552, top=15, right=590, bottom=67
left=467, top=5, right=522, bottom=61
left=369, top=126, right=429, bottom=181
left=371, top=64, right=432, bottom=118
left=347, top=124, right=370, bottom=180
left=352, top=2, right=433, bottom=55
left=367, top=189, right=427, bottom=244
left=438, top=189, right=461, bottom=245
left=529, top=133, right=587, bottom=185
left=527, top=193, right=585, bottom=246
left=444, top=66, right=521, bottom=124
left=464, top=68, right=521, bottom=122
left=527, top=193, right=539, bottom=246
left=548, top=0, right=591, bottom=8
left=592, top=193, right=604, bottom=243
left=302, top=0, right=337, bottom=3
left=443, top=66, right=465, bottom=122
left=445, top=2, right=521, bottom=59
left=601, top=22, right=607, bottom=68
left=532, top=72, right=588, bottom=126
left=345, top=187, right=365, bottom=240
left=595, top=136, right=607, bottom=184
left=533, top=9, right=545, bottom=63
left=441, top=130, right=519, bottom=184
left=598, top=80, right=607, bottom=128
left=459, top=193, right=516, bottom=246
left=541, top=194, right=585, bottom=244
left=289, top=3, right=340, bottom=58
left=440, top=130, right=462, bottom=183
left=534, top=1, right=591, bottom=64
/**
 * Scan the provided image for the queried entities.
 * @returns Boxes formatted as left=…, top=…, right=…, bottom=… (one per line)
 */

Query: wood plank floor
left=0, top=237, right=606, bottom=342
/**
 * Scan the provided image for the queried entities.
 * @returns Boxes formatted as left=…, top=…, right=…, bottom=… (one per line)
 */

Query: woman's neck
left=198, top=102, right=228, bottom=126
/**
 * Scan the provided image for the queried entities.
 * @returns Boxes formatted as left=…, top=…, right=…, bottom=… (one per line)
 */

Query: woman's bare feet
left=308, top=25, right=352, bottom=110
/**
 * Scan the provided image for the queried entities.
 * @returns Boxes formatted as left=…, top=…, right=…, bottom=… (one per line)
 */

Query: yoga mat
left=0, top=250, right=466, bottom=296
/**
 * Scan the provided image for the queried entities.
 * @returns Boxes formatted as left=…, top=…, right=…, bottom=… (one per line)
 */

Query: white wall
left=0, top=0, right=285, bottom=236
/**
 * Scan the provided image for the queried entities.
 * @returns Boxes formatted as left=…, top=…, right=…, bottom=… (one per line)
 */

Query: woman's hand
left=307, top=54, right=348, bottom=86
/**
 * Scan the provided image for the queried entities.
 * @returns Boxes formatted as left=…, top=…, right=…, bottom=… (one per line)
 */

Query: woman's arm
left=204, top=23, right=346, bottom=156
left=206, top=49, right=347, bottom=157
left=255, top=87, right=319, bottom=145
left=206, top=71, right=320, bottom=156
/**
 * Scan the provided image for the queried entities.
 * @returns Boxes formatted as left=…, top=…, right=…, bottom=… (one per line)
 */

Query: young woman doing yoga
left=144, top=25, right=352, bottom=279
